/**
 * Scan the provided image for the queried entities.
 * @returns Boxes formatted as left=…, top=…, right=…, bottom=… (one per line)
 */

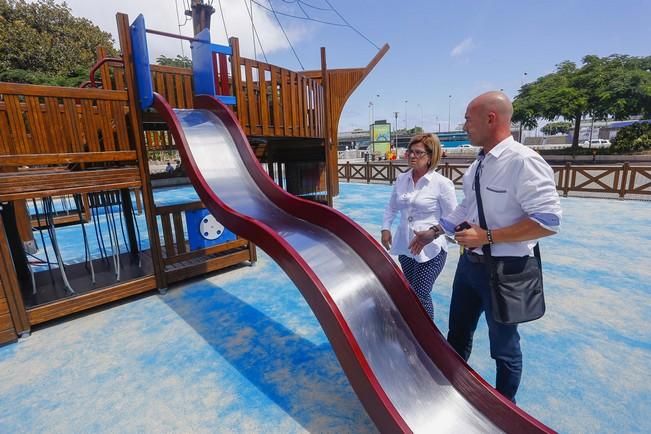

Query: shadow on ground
left=162, top=280, right=377, bottom=433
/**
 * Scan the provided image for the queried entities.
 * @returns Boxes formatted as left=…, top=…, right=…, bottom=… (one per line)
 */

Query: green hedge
left=611, top=123, right=651, bottom=153
left=0, top=68, right=87, bottom=87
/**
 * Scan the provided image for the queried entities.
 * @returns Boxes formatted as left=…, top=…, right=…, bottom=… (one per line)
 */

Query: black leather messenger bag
left=474, top=162, right=546, bottom=325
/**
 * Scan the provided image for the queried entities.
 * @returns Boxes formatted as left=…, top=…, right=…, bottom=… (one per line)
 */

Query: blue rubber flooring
left=0, top=182, right=649, bottom=433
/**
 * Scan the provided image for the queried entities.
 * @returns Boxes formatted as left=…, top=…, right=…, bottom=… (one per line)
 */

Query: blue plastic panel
left=217, top=95, right=237, bottom=105
left=210, top=43, right=232, bottom=55
left=191, top=29, right=216, bottom=97
left=130, top=14, right=153, bottom=110
left=185, top=208, right=236, bottom=251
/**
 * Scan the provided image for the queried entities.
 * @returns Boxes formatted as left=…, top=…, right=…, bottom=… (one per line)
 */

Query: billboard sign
left=370, top=123, right=391, bottom=154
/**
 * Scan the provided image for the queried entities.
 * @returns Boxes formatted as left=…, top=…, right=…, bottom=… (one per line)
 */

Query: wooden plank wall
left=95, top=47, right=193, bottom=109
left=303, top=69, right=364, bottom=197
left=233, top=57, right=324, bottom=139
left=303, top=44, right=390, bottom=196
left=0, top=83, right=140, bottom=201
left=151, top=65, right=194, bottom=109
left=0, top=83, right=132, bottom=162
left=93, top=42, right=391, bottom=199
left=95, top=44, right=325, bottom=141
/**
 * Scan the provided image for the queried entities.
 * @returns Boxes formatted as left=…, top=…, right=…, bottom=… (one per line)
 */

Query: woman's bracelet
left=429, top=225, right=443, bottom=238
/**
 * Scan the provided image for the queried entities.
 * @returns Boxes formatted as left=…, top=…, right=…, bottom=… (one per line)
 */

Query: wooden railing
left=0, top=83, right=134, bottom=163
left=232, top=56, right=324, bottom=138
left=0, top=82, right=140, bottom=202
left=154, top=201, right=255, bottom=284
left=150, top=64, right=195, bottom=109
left=143, top=130, right=176, bottom=152
left=338, top=161, right=651, bottom=199
left=95, top=40, right=324, bottom=141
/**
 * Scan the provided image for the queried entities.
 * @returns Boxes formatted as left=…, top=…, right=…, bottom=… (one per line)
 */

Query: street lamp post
left=519, top=73, right=528, bottom=141
left=417, top=103, right=423, bottom=131
left=404, top=99, right=408, bottom=130
left=448, top=95, right=452, bottom=132
left=393, top=111, right=399, bottom=146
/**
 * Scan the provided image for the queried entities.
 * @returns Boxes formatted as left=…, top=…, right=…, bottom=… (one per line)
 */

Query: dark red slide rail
left=151, top=92, right=555, bottom=434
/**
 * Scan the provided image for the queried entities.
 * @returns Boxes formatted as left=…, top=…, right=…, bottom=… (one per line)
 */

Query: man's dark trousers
left=447, top=252, right=523, bottom=402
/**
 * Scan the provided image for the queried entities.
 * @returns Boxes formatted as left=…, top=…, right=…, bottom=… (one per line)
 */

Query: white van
left=581, top=139, right=611, bottom=148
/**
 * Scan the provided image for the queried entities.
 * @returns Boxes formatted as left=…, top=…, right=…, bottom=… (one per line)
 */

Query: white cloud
left=450, top=37, right=474, bottom=57
left=56, top=0, right=307, bottom=61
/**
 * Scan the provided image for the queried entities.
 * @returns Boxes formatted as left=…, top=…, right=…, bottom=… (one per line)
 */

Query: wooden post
left=563, top=162, right=572, bottom=197
left=320, top=47, right=333, bottom=206
left=366, top=160, right=371, bottom=184
left=0, top=203, right=32, bottom=305
left=619, top=162, right=630, bottom=199
left=248, top=240, right=257, bottom=264
left=186, top=0, right=215, bottom=35
left=277, top=162, right=284, bottom=189
left=96, top=47, right=112, bottom=90
left=120, top=188, right=139, bottom=255
left=13, top=200, right=35, bottom=250
left=0, top=209, right=30, bottom=338
left=133, top=188, right=143, bottom=215
left=116, top=13, right=167, bottom=290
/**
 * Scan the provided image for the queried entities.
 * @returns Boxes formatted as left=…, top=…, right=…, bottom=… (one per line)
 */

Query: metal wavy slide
left=152, top=93, right=554, bottom=434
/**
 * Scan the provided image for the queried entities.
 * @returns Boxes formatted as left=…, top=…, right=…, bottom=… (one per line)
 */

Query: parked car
left=581, top=139, right=611, bottom=148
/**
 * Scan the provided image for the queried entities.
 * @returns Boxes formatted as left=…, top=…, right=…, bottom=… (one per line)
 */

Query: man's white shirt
left=441, top=136, right=562, bottom=257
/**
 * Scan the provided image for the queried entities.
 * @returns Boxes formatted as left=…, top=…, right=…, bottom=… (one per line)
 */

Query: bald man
left=411, top=91, right=562, bottom=402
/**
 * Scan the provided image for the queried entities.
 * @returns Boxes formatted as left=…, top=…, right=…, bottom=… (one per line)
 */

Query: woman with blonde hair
left=381, top=133, right=457, bottom=320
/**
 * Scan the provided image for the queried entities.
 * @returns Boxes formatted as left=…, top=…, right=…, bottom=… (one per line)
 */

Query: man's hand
left=381, top=230, right=392, bottom=250
left=454, top=223, right=488, bottom=249
left=408, top=226, right=441, bottom=255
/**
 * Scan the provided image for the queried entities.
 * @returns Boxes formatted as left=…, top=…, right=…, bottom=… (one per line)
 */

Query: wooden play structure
left=0, top=9, right=387, bottom=345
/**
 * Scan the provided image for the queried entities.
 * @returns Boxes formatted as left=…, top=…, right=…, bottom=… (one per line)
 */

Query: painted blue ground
left=1, top=182, right=650, bottom=433
left=26, top=187, right=198, bottom=271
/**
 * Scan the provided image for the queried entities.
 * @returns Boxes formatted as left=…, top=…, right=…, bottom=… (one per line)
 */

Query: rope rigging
left=174, top=0, right=189, bottom=56
left=171, top=1, right=380, bottom=67
left=251, top=0, right=381, bottom=50
left=251, top=0, right=346, bottom=26
left=266, top=0, right=304, bottom=70
left=243, top=0, right=269, bottom=62
left=323, top=0, right=380, bottom=50
left=217, top=0, right=229, bottom=39
left=281, top=0, right=332, bottom=12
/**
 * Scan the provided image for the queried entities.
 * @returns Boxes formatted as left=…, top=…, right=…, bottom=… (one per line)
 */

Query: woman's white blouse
left=382, top=169, right=458, bottom=263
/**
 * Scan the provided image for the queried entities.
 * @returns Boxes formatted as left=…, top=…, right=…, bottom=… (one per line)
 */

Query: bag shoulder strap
left=473, top=159, right=541, bottom=261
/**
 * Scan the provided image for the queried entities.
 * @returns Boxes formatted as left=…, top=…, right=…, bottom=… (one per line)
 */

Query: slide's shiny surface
left=175, top=108, right=497, bottom=433
left=153, top=93, right=554, bottom=434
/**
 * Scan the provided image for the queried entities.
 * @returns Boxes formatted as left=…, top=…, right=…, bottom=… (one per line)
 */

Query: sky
left=58, top=0, right=651, bottom=132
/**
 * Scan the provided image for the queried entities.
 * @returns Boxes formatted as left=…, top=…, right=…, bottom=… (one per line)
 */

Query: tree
left=157, top=55, right=192, bottom=68
left=611, top=122, right=651, bottom=153
left=0, top=0, right=117, bottom=86
left=541, top=121, right=573, bottom=135
left=513, top=55, right=651, bottom=149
